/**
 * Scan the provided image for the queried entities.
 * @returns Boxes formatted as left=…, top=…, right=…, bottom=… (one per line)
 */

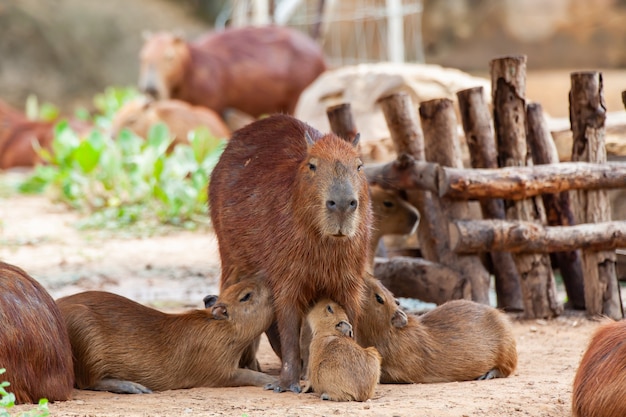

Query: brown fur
left=357, top=275, right=517, bottom=383
left=572, top=320, right=626, bottom=417
left=111, top=97, right=231, bottom=148
left=56, top=278, right=276, bottom=393
left=138, top=26, right=326, bottom=117
left=209, top=114, right=372, bottom=392
left=0, top=261, right=74, bottom=404
left=305, top=300, right=381, bottom=402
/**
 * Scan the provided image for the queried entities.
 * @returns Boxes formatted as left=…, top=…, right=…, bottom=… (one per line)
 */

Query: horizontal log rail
left=450, top=219, right=626, bottom=254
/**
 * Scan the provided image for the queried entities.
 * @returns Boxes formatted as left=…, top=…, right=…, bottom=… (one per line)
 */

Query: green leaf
left=146, top=123, right=173, bottom=156
left=25, top=94, right=38, bottom=120
left=39, top=102, right=60, bottom=122
left=74, top=131, right=105, bottom=173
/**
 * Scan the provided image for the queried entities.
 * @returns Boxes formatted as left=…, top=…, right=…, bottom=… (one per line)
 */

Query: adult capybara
left=138, top=26, right=326, bottom=117
left=0, top=261, right=74, bottom=404
left=572, top=320, right=626, bottom=417
left=305, top=300, right=381, bottom=402
left=56, top=278, right=276, bottom=393
left=357, top=275, right=517, bottom=383
left=209, top=114, right=372, bottom=392
left=111, top=97, right=231, bottom=148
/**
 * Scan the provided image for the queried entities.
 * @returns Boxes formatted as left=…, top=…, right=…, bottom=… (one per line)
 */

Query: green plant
left=0, top=369, right=49, bottom=417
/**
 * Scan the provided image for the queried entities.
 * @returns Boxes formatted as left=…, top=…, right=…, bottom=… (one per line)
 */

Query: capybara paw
left=477, top=368, right=502, bottom=380
left=93, top=379, right=152, bottom=394
left=321, top=393, right=330, bottom=401
left=264, top=381, right=302, bottom=393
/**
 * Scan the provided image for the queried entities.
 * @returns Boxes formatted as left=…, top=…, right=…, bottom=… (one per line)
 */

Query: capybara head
left=296, top=132, right=370, bottom=239
left=358, top=275, right=408, bottom=347
left=307, top=299, right=352, bottom=338
left=370, top=184, right=419, bottom=239
left=139, top=32, right=190, bottom=100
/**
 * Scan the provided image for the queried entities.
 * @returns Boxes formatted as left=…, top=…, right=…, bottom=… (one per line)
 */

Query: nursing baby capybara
left=111, top=97, right=231, bottom=148
left=304, top=300, right=381, bottom=402
left=572, top=320, right=626, bottom=417
left=0, top=261, right=74, bottom=404
left=209, top=114, right=372, bottom=393
left=56, top=278, right=276, bottom=393
left=139, top=26, right=326, bottom=117
left=357, top=275, right=517, bottom=383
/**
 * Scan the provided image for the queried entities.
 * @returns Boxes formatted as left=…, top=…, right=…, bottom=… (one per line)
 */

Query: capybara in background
left=56, top=278, right=276, bottom=393
left=209, top=114, right=372, bottom=392
left=0, top=261, right=74, bottom=404
left=305, top=300, right=381, bottom=402
left=138, top=26, right=326, bottom=117
left=357, top=275, right=517, bottom=383
left=111, top=97, right=231, bottom=148
left=572, top=320, right=626, bottom=417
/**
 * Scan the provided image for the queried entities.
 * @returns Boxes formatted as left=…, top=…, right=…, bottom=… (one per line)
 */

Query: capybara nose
left=142, top=85, right=159, bottom=98
left=326, top=198, right=358, bottom=213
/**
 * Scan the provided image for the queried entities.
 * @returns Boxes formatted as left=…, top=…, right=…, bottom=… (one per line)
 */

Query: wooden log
left=326, top=103, right=358, bottom=142
left=364, top=156, right=439, bottom=194
left=491, top=55, right=561, bottom=318
left=374, top=256, right=471, bottom=305
left=570, top=71, right=623, bottom=319
left=419, top=98, right=491, bottom=304
left=526, top=102, right=585, bottom=309
left=438, top=162, right=626, bottom=200
left=450, top=219, right=626, bottom=253
left=378, top=92, right=438, bottom=262
left=457, top=86, right=523, bottom=311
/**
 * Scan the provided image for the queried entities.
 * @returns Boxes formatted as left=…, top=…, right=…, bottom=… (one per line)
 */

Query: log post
left=457, top=86, right=523, bottom=311
left=326, top=103, right=358, bottom=142
left=419, top=98, right=491, bottom=304
left=570, top=71, right=623, bottom=319
left=526, top=102, right=585, bottom=309
left=491, top=55, right=562, bottom=318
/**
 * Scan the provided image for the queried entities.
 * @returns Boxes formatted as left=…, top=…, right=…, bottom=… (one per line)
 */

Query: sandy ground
left=0, top=191, right=603, bottom=417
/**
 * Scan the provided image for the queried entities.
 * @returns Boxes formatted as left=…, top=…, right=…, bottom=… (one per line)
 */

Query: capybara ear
left=141, top=30, right=153, bottom=41
left=392, top=309, right=408, bottom=328
left=336, top=320, right=353, bottom=338
left=203, top=294, right=218, bottom=308
left=305, top=131, right=315, bottom=148
left=212, top=304, right=228, bottom=320
left=352, top=132, right=361, bottom=147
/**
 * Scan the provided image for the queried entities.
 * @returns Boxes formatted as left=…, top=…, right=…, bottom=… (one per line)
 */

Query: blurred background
left=2, top=0, right=626, bottom=117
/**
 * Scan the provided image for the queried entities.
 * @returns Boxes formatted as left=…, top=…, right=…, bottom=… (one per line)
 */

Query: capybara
left=0, top=261, right=74, bottom=404
left=357, top=275, right=517, bottom=383
left=111, top=97, right=231, bottom=148
left=368, top=184, right=419, bottom=267
left=304, top=300, right=381, bottom=402
left=572, top=320, right=626, bottom=417
left=56, top=278, right=276, bottom=393
left=138, top=26, right=326, bottom=117
left=209, top=114, right=372, bottom=392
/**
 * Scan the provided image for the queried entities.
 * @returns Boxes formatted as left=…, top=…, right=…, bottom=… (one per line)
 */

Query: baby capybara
left=357, top=275, right=517, bottom=383
left=56, top=278, right=276, bottom=393
left=0, top=261, right=74, bottom=404
left=209, top=114, right=372, bottom=393
left=572, top=320, right=626, bottom=417
left=139, top=26, right=326, bottom=117
left=305, top=300, right=381, bottom=402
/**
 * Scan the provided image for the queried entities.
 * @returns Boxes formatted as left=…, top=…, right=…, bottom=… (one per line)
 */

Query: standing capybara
left=0, top=261, right=74, bottom=404
left=572, top=320, right=626, bottom=417
left=111, top=97, right=231, bottom=148
left=138, top=26, right=326, bottom=117
left=357, top=275, right=517, bottom=383
left=304, top=300, right=381, bottom=401
left=209, top=114, right=372, bottom=392
left=56, top=278, right=276, bottom=393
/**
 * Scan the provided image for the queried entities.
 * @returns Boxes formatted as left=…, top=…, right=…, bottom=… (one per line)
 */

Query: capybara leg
left=227, top=369, right=277, bottom=387
left=90, top=379, right=152, bottom=394
left=265, top=321, right=282, bottom=359
left=477, top=368, right=504, bottom=380
left=239, top=337, right=262, bottom=371
left=265, top=307, right=302, bottom=393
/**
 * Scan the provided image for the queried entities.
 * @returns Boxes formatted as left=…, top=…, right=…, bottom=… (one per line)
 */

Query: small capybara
left=304, top=299, right=381, bottom=402
left=111, top=97, right=231, bottom=148
left=138, top=26, right=326, bottom=117
left=56, top=278, right=276, bottom=393
left=0, top=261, right=74, bottom=404
left=357, top=275, right=517, bottom=383
left=209, top=114, right=372, bottom=392
left=572, top=320, right=626, bottom=417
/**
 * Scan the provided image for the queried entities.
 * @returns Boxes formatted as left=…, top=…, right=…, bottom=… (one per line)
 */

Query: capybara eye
left=308, top=162, right=316, bottom=172
left=239, top=292, right=252, bottom=302
left=357, top=163, right=363, bottom=172
left=326, top=304, right=334, bottom=314
left=375, top=294, right=384, bottom=305
left=383, top=200, right=394, bottom=208
left=395, top=298, right=400, bottom=306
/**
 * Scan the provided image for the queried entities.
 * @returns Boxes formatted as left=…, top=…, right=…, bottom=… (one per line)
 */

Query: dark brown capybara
left=357, top=275, right=517, bottom=383
left=56, top=278, right=276, bottom=393
left=572, top=320, right=626, bottom=417
left=304, top=299, right=381, bottom=402
left=209, top=114, right=373, bottom=393
left=138, top=26, right=326, bottom=117
left=0, top=261, right=74, bottom=404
